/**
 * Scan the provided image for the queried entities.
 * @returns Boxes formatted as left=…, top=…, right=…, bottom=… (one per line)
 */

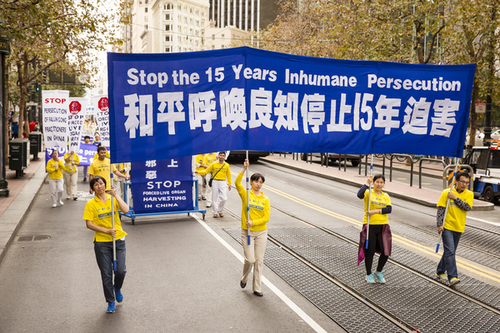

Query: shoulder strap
left=212, top=163, right=226, bottom=178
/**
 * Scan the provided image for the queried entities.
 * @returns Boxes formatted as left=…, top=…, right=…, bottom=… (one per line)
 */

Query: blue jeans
left=94, top=239, right=127, bottom=302
left=437, top=229, right=462, bottom=280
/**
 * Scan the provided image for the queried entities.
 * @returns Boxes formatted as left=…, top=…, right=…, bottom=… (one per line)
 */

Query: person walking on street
left=83, top=176, right=129, bottom=313
left=236, top=159, right=270, bottom=297
left=436, top=171, right=473, bottom=286
left=194, top=153, right=208, bottom=201
left=46, top=149, right=65, bottom=208
left=82, top=135, right=91, bottom=182
left=63, top=150, right=80, bottom=200
left=88, top=146, right=128, bottom=194
left=196, top=151, right=231, bottom=218
left=202, top=152, right=217, bottom=208
left=357, top=175, right=392, bottom=284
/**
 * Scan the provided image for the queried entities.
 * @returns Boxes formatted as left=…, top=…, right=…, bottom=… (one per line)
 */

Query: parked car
left=462, top=146, right=500, bottom=203
left=300, top=153, right=362, bottom=167
left=227, top=150, right=270, bottom=162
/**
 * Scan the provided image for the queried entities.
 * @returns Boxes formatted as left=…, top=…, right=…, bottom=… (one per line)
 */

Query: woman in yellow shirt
left=235, top=159, right=270, bottom=297
left=357, top=174, right=392, bottom=284
left=63, top=151, right=80, bottom=200
left=46, top=150, right=65, bottom=208
left=83, top=176, right=129, bottom=313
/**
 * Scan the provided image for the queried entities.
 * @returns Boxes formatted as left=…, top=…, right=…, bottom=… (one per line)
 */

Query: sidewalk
left=0, top=152, right=46, bottom=263
left=261, top=154, right=494, bottom=211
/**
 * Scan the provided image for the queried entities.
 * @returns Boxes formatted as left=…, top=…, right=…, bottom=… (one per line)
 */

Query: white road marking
left=467, top=216, right=500, bottom=226
left=192, top=214, right=327, bottom=333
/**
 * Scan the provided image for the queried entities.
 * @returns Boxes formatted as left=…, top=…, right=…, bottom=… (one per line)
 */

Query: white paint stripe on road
left=192, top=214, right=327, bottom=333
left=467, top=216, right=500, bottom=226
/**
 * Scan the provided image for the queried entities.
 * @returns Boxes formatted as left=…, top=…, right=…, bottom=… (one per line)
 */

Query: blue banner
left=130, top=157, right=194, bottom=214
left=108, top=47, right=476, bottom=163
left=78, top=143, right=98, bottom=167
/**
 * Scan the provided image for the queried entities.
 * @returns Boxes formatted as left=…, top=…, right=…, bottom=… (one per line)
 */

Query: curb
left=0, top=163, right=47, bottom=265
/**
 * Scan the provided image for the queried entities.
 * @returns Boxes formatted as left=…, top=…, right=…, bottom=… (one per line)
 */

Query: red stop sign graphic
left=98, top=97, right=109, bottom=112
left=69, top=101, right=82, bottom=115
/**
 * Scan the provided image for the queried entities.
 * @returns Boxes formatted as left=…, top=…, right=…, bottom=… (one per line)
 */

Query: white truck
left=462, top=146, right=500, bottom=203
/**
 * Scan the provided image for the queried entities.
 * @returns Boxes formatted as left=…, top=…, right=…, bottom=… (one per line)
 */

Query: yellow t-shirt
left=361, top=189, right=391, bottom=225
left=437, top=186, right=474, bottom=233
left=194, top=154, right=206, bottom=172
left=63, top=153, right=80, bottom=173
left=202, top=153, right=217, bottom=167
left=198, top=161, right=231, bottom=186
left=82, top=194, right=127, bottom=242
left=46, top=159, right=65, bottom=179
left=93, top=151, right=110, bottom=160
left=88, top=158, right=116, bottom=191
left=235, top=173, right=270, bottom=231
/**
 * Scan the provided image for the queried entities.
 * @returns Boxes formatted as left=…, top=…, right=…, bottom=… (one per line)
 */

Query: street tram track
left=223, top=208, right=414, bottom=333
left=268, top=205, right=500, bottom=317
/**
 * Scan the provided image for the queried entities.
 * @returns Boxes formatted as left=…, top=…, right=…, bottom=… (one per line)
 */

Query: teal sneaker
left=114, top=285, right=123, bottom=303
left=366, top=274, right=376, bottom=283
left=449, top=277, right=461, bottom=286
left=374, top=271, right=386, bottom=283
left=435, top=273, right=447, bottom=282
left=106, top=301, right=116, bottom=313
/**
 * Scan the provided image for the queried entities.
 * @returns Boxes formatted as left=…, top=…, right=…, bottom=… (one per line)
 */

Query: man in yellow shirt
left=46, top=149, right=65, bottom=208
left=197, top=151, right=231, bottom=218
left=202, top=152, right=217, bottom=208
left=88, top=146, right=129, bottom=194
left=436, top=171, right=474, bottom=286
left=63, top=150, right=80, bottom=200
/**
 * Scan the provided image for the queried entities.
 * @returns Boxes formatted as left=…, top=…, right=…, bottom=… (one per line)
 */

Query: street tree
left=1, top=0, right=125, bottom=139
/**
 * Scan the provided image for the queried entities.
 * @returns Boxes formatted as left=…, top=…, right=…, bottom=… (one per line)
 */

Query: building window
left=144, top=24, right=148, bottom=30
left=165, top=25, right=171, bottom=31
left=165, top=13, right=170, bottom=20
left=165, top=35, right=171, bottom=42
left=221, top=34, right=225, bottom=40
left=145, top=7, right=148, bottom=12
left=212, top=34, right=215, bottom=40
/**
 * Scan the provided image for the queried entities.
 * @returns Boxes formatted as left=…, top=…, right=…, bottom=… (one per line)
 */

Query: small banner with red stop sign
left=68, top=97, right=88, bottom=153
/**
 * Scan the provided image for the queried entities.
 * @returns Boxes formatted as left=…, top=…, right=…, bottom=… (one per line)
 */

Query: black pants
left=364, top=225, right=389, bottom=275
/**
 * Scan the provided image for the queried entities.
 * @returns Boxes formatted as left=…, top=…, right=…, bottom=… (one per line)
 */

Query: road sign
left=476, top=100, right=486, bottom=113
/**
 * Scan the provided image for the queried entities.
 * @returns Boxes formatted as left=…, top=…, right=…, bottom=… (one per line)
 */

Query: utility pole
left=483, top=0, right=496, bottom=145
left=0, top=33, right=10, bottom=197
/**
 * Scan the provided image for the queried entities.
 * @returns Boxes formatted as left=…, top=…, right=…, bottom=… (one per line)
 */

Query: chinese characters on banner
left=108, top=47, right=476, bottom=164
left=42, top=90, right=70, bottom=149
left=67, top=98, right=88, bottom=153
left=92, top=94, right=110, bottom=148
left=130, top=157, right=194, bottom=214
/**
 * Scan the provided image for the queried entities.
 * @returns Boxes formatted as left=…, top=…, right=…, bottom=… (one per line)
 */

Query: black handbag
left=208, top=163, right=225, bottom=187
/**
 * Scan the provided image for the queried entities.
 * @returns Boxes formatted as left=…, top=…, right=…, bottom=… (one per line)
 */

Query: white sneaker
left=52, top=204, right=57, bottom=208
left=67, top=196, right=71, bottom=200
left=206, top=203, right=211, bottom=208
left=58, top=200, right=64, bottom=206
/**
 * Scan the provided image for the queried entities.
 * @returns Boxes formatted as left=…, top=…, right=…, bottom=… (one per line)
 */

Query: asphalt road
left=0, top=160, right=498, bottom=333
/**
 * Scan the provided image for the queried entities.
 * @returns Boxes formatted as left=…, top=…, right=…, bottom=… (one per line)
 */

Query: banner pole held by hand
left=365, top=154, right=373, bottom=249
left=246, top=151, right=251, bottom=246
left=111, top=173, right=117, bottom=271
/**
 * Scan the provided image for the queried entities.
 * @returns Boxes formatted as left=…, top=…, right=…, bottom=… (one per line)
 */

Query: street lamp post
left=0, top=35, right=11, bottom=197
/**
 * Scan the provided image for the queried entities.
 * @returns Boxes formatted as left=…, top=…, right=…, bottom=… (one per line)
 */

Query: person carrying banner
left=112, top=162, right=130, bottom=200
left=435, top=171, right=473, bottom=286
left=82, top=136, right=91, bottom=182
left=46, top=149, right=65, bottom=208
left=92, top=133, right=101, bottom=146
left=88, top=146, right=129, bottom=194
left=236, top=159, right=270, bottom=297
left=63, top=150, right=80, bottom=200
left=357, top=175, right=392, bottom=284
left=202, top=152, right=217, bottom=208
left=196, top=151, right=231, bottom=218
left=194, top=153, right=208, bottom=201
left=83, top=176, right=129, bottom=313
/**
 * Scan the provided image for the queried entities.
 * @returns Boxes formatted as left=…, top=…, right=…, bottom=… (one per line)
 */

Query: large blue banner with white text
left=108, top=47, right=476, bottom=163
left=130, top=157, right=194, bottom=214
